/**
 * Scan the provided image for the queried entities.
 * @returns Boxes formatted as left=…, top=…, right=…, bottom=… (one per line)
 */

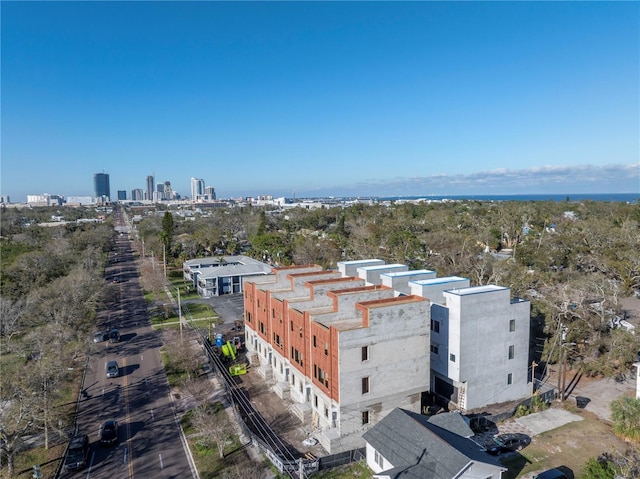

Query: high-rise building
left=146, top=175, right=155, bottom=202
left=191, top=177, right=205, bottom=201
left=93, top=173, right=110, bottom=201
left=205, top=186, right=216, bottom=200
left=163, top=181, right=173, bottom=200
left=131, top=189, right=144, bottom=201
left=117, top=190, right=127, bottom=201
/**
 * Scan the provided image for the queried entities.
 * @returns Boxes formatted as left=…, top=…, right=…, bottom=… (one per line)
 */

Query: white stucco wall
left=444, top=286, right=530, bottom=410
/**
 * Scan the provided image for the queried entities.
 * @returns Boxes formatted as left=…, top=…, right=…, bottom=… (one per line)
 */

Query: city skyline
left=2, top=2, right=639, bottom=202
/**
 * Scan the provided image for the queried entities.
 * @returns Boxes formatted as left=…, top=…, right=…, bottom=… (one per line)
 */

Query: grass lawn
left=500, top=407, right=629, bottom=478
left=313, top=461, right=374, bottom=478
left=181, top=302, right=220, bottom=322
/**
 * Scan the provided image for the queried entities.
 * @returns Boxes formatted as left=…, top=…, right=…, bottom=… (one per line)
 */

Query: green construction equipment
left=221, top=341, right=237, bottom=360
left=229, top=363, right=247, bottom=376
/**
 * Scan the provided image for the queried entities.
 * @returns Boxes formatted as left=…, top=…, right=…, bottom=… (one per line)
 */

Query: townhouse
left=243, top=259, right=531, bottom=453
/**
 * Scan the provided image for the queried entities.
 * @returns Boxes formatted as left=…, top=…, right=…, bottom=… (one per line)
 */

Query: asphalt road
left=59, top=215, right=195, bottom=479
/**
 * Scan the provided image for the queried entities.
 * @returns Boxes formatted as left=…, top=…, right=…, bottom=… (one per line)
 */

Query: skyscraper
left=205, top=186, right=216, bottom=200
left=132, top=189, right=144, bottom=201
left=191, top=177, right=205, bottom=201
left=146, top=175, right=155, bottom=201
left=93, top=173, right=110, bottom=201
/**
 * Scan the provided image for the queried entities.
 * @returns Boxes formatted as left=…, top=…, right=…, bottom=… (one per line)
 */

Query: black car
left=99, top=419, right=119, bottom=446
left=534, top=469, right=568, bottom=479
left=64, top=434, right=90, bottom=471
left=109, top=329, right=120, bottom=343
left=484, top=433, right=531, bottom=455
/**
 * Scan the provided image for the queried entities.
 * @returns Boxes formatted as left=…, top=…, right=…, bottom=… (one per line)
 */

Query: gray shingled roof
left=362, top=409, right=503, bottom=479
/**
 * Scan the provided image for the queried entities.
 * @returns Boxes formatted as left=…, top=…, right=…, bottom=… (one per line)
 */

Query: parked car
left=64, top=434, right=89, bottom=471
left=99, top=419, right=119, bottom=446
left=93, top=331, right=108, bottom=343
left=106, top=360, right=119, bottom=378
left=484, top=433, right=531, bottom=455
left=534, top=469, right=568, bottom=479
left=109, top=329, right=120, bottom=343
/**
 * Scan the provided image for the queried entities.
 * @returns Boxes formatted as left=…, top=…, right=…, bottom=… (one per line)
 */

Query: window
left=509, top=319, right=516, bottom=332
left=271, top=308, right=275, bottom=318
left=314, top=395, right=318, bottom=408
left=291, top=347, right=303, bottom=367
left=314, top=365, right=329, bottom=387
left=362, top=410, right=370, bottom=425
left=291, top=375, right=295, bottom=386
left=299, top=327, right=303, bottom=338
left=450, top=353, right=456, bottom=362
left=430, top=344, right=439, bottom=354
left=430, top=319, right=440, bottom=333
left=508, top=345, right=514, bottom=360
left=324, top=342, right=329, bottom=356
left=324, top=405, right=329, bottom=418
left=246, top=312, right=252, bottom=323
left=259, top=322, right=265, bottom=334
left=374, top=450, right=384, bottom=468
left=290, top=320, right=294, bottom=332
left=362, top=377, right=370, bottom=394
left=361, top=346, right=369, bottom=361
left=313, top=335, right=317, bottom=347
left=507, top=373, right=513, bottom=385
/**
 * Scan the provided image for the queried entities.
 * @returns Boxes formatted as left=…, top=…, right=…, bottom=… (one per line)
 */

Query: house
left=363, top=408, right=505, bottom=479
left=183, top=255, right=272, bottom=297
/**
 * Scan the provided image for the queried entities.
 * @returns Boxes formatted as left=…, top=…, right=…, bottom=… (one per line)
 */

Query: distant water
left=372, top=193, right=639, bottom=203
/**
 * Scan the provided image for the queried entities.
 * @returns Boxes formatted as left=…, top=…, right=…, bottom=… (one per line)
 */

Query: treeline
left=0, top=206, right=115, bottom=476
left=138, top=199, right=640, bottom=378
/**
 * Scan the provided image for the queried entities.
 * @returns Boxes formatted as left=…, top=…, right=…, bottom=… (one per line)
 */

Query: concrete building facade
left=242, top=259, right=531, bottom=454
left=244, top=263, right=431, bottom=453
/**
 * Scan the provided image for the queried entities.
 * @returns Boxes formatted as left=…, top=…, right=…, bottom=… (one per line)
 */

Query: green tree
left=611, top=397, right=640, bottom=443
left=160, top=211, right=175, bottom=251
left=581, top=456, right=616, bottom=479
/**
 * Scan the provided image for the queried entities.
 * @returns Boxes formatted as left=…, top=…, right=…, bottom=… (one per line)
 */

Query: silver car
left=106, top=360, right=119, bottom=378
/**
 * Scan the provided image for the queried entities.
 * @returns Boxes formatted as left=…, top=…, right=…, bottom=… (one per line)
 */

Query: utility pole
left=178, top=287, right=182, bottom=341
left=561, top=347, right=568, bottom=401
left=531, top=360, right=538, bottom=396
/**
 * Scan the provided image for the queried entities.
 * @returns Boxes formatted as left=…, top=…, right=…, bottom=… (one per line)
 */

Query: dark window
left=362, top=410, right=370, bottom=425
left=430, top=344, right=439, bottom=354
left=362, top=346, right=369, bottom=361
left=431, top=319, right=440, bottom=333
left=507, top=373, right=513, bottom=385
left=508, top=345, right=514, bottom=359
left=362, top=377, right=370, bottom=394
left=450, top=353, right=456, bottom=362
left=509, top=319, right=516, bottom=332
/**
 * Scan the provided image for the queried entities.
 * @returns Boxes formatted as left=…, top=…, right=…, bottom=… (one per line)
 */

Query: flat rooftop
left=381, top=269, right=435, bottom=278
left=410, top=276, right=468, bottom=286
left=447, top=284, right=507, bottom=295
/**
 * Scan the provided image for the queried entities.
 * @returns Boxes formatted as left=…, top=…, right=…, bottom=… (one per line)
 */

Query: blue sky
left=2, top=1, right=638, bottom=201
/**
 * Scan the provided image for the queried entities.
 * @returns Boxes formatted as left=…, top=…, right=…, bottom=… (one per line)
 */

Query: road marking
left=85, top=451, right=95, bottom=478
left=159, top=454, right=163, bottom=469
